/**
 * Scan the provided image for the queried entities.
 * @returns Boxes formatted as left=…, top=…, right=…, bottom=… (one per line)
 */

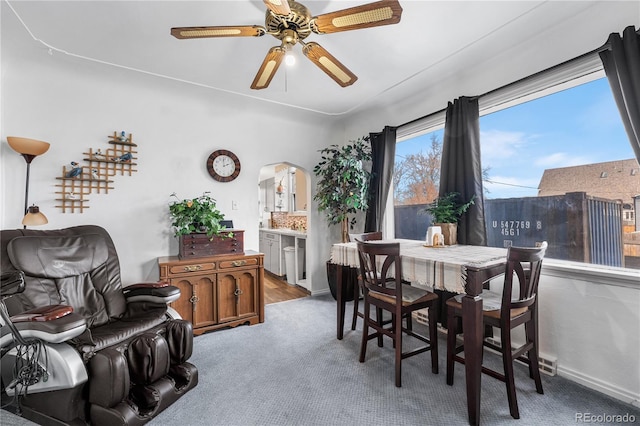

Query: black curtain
left=365, top=126, right=397, bottom=233
left=599, top=25, right=640, bottom=163
left=439, top=96, right=486, bottom=246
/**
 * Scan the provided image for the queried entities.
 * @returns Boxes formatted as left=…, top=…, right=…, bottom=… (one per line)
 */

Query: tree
left=313, top=138, right=372, bottom=242
left=394, top=134, right=442, bottom=205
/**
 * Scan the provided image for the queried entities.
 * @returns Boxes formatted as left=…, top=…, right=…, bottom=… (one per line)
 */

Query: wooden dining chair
left=445, top=242, right=548, bottom=419
left=356, top=240, right=439, bottom=387
left=348, top=232, right=382, bottom=330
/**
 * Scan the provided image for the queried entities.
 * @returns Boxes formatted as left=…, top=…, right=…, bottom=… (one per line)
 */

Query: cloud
left=534, top=152, right=593, bottom=168
left=480, top=129, right=534, bottom=161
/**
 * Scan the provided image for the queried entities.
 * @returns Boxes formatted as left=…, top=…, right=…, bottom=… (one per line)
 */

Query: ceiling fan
left=171, top=0, right=403, bottom=90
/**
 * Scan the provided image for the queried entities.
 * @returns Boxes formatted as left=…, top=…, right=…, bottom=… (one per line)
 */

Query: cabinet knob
left=234, top=288, right=243, bottom=296
left=184, top=265, right=202, bottom=272
left=231, top=260, right=246, bottom=267
left=189, top=295, right=200, bottom=304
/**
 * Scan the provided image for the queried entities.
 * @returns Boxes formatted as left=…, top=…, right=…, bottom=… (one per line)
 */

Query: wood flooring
left=264, top=271, right=310, bottom=305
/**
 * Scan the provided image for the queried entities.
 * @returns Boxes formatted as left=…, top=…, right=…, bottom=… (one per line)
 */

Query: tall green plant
left=313, top=138, right=372, bottom=243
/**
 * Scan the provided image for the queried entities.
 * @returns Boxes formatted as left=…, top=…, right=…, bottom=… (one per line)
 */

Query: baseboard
left=557, top=365, right=640, bottom=407
left=411, top=310, right=639, bottom=407
left=310, top=288, right=331, bottom=297
left=483, top=337, right=557, bottom=376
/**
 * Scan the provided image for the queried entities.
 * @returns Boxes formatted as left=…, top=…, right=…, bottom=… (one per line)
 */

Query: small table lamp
left=7, top=136, right=51, bottom=228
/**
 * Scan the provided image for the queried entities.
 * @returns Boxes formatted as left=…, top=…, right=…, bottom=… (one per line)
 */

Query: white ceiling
left=3, top=1, right=638, bottom=118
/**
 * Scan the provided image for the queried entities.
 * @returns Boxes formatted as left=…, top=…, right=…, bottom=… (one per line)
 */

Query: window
left=393, top=77, right=638, bottom=270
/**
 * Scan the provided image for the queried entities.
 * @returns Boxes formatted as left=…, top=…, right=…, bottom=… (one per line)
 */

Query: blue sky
left=396, top=77, right=634, bottom=199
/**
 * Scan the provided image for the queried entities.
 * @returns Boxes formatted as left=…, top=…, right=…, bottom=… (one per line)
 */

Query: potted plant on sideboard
left=168, top=192, right=241, bottom=258
left=313, top=137, right=371, bottom=301
left=425, top=192, right=475, bottom=245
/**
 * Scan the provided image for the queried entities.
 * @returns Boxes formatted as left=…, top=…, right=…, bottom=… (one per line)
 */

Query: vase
left=435, top=222, right=457, bottom=245
left=325, top=260, right=357, bottom=302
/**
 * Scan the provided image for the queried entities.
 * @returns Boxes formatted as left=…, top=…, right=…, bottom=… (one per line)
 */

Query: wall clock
left=207, top=149, right=241, bottom=182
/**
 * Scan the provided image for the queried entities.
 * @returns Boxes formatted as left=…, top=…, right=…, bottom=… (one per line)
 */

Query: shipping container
left=395, top=204, right=432, bottom=240
left=394, top=191, right=624, bottom=267
left=484, top=192, right=623, bottom=267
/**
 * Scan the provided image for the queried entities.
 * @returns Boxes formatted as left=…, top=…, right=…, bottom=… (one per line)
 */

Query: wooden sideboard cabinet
left=158, top=251, right=265, bottom=335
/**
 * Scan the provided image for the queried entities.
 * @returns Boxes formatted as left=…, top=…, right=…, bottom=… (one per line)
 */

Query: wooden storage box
left=179, top=230, right=244, bottom=259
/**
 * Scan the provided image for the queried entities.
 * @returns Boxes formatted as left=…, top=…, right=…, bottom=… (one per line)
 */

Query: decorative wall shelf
left=55, top=131, right=138, bottom=213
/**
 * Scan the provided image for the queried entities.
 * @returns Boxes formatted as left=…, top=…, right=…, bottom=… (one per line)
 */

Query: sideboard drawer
left=168, top=261, right=216, bottom=275
left=218, top=256, right=260, bottom=270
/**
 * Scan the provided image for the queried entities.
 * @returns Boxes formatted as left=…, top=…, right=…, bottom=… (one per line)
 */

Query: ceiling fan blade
left=251, top=46, right=285, bottom=90
left=171, top=25, right=266, bottom=39
left=312, top=0, right=402, bottom=34
left=302, top=42, right=357, bottom=87
left=263, top=0, right=291, bottom=16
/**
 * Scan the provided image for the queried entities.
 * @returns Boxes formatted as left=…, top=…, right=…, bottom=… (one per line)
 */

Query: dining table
left=330, top=239, right=508, bottom=426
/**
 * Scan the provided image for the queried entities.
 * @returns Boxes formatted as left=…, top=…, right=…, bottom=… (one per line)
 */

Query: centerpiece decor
left=425, top=192, right=475, bottom=245
left=169, top=192, right=243, bottom=258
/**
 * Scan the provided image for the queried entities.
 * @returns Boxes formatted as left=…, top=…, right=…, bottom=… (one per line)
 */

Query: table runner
left=330, top=239, right=507, bottom=294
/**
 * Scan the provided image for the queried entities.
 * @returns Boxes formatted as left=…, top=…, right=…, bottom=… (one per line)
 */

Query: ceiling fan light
left=285, top=53, right=296, bottom=66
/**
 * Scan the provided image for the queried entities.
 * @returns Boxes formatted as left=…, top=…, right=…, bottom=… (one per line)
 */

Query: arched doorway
left=258, top=162, right=311, bottom=301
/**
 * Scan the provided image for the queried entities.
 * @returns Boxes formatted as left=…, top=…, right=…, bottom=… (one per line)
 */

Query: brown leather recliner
left=0, top=225, right=198, bottom=425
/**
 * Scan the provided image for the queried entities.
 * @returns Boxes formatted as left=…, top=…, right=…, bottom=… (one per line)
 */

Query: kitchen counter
left=259, top=228, right=307, bottom=238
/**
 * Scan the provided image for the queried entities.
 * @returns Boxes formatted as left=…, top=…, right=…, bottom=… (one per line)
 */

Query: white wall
left=539, top=274, right=639, bottom=405
left=1, top=14, right=341, bottom=294
left=486, top=268, right=640, bottom=406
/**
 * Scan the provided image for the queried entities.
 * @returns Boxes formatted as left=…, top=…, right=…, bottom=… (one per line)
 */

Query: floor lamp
left=7, top=136, right=50, bottom=228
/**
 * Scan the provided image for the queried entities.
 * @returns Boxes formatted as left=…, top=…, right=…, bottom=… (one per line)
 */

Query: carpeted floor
left=150, top=294, right=639, bottom=425
left=3, top=294, right=639, bottom=425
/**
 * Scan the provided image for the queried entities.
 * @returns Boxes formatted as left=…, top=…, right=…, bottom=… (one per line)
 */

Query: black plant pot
left=326, top=260, right=358, bottom=302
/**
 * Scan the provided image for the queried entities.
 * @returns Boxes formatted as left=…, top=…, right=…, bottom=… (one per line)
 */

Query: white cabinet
left=259, top=230, right=307, bottom=289
left=259, top=231, right=282, bottom=276
left=259, top=178, right=276, bottom=214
